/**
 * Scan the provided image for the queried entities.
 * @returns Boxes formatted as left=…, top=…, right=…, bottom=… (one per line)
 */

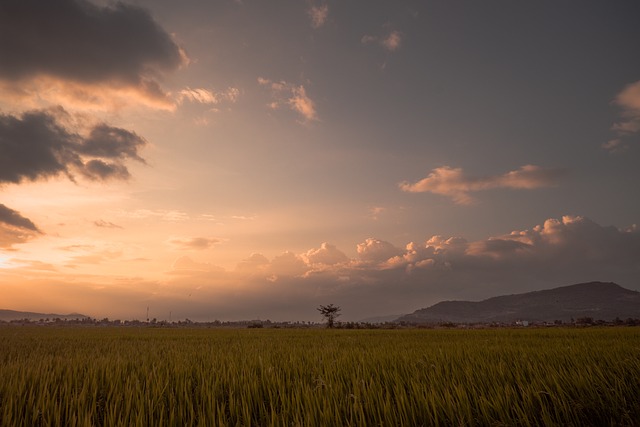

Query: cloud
left=94, top=219, right=123, bottom=229
left=235, top=253, right=270, bottom=274
left=258, top=78, right=318, bottom=122
left=303, top=242, right=349, bottom=265
left=178, top=87, right=240, bottom=105
left=381, top=31, right=403, bottom=51
left=168, top=237, right=221, bottom=251
left=0, top=0, right=186, bottom=110
left=356, top=238, right=404, bottom=264
left=5, top=215, right=638, bottom=321
left=170, top=256, right=224, bottom=274
left=308, top=3, right=329, bottom=29
left=0, top=109, right=146, bottom=184
left=115, top=209, right=190, bottom=222
left=0, top=204, right=41, bottom=249
left=399, top=165, right=565, bottom=204
left=0, top=204, right=40, bottom=232
left=361, top=30, right=403, bottom=52
left=605, top=80, right=640, bottom=151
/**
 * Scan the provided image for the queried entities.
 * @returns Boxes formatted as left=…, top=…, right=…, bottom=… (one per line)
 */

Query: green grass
left=1, top=327, right=639, bottom=426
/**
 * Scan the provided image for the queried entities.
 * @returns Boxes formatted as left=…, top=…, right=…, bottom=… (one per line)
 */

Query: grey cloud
left=0, top=109, right=146, bottom=184
left=0, top=204, right=41, bottom=249
left=81, top=159, right=130, bottom=181
left=94, top=219, right=122, bottom=229
left=79, top=125, right=146, bottom=162
left=0, top=0, right=184, bottom=89
left=0, top=204, right=40, bottom=232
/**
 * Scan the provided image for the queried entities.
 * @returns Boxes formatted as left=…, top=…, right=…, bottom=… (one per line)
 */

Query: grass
left=1, top=327, right=639, bottom=426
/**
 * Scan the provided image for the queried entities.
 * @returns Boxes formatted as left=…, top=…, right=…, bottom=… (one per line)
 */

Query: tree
left=317, top=304, right=341, bottom=328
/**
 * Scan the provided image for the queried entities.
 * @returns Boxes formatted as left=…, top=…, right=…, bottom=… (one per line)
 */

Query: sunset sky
left=1, top=0, right=639, bottom=322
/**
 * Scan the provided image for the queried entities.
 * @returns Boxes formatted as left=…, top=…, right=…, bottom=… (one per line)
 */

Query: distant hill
left=0, top=309, right=89, bottom=322
left=358, top=314, right=404, bottom=324
left=396, top=282, right=640, bottom=324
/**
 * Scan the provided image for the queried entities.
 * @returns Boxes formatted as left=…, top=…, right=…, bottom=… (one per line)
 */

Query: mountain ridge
left=396, top=282, right=640, bottom=324
left=0, top=309, right=89, bottom=322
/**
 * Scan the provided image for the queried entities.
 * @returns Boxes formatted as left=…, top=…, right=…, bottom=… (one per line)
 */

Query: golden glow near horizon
left=1, top=0, right=639, bottom=321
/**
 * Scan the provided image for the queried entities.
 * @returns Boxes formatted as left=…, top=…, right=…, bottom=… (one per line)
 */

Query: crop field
left=1, top=327, right=639, bottom=426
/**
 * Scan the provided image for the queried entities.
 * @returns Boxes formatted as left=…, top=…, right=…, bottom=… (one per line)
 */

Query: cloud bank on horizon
left=1, top=215, right=638, bottom=320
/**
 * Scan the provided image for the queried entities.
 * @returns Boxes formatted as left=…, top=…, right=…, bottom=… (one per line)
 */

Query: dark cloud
left=0, top=0, right=184, bottom=88
left=78, top=125, right=147, bottom=162
left=0, top=203, right=40, bottom=232
left=81, top=159, right=130, bottom=181
left=0, top=109, right=146, bottom=184
left=0, top=204, right=41, bottom=249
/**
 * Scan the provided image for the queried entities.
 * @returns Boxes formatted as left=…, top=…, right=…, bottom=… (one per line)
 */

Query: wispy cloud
left=168, top=237, right=221, bottom=251
left=258, top=78, right=318, bottom=122
left=362, top=30, right=403, bottom=52
left=94, top=219, right=123, bottom=229
left=115, top=209, right=190, bottom=222
left=177, top=87, right=240, bottom=105
left=400, top=165, right=565, bottom=205
left=308, top=3, right=329, bottom=29
left=605, top=80, right=640, bottom=152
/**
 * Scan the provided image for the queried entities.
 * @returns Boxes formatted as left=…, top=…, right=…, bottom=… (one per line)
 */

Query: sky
left=1, top=0, right=639, bottom=322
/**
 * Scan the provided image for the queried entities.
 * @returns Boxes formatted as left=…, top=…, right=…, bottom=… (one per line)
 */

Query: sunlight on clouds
left=400, top=165, right=565, bottom=205
left=258, top=78, right=318, bottom=122
left=606, top=80, right=640, bottom=151
left=308, top=4, right=329, bottom=29
left=361, top=30, right=403, bottom=52
left=177, top=87, right=240, bottom=106
left=382, top=31, right=402, bottom=52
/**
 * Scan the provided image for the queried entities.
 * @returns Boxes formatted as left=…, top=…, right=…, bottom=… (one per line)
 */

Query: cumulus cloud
left=361, top=30, right=403, bottom=52
left=6, top=216, right=637, bottom=321
left=235, top=253, right=270, bottom=274
left=605, top=80, right=640, bottom=151
left=154, top=215, right=640, bottom=321
left=356, top=238, right=404, bottom=264
left=168, top=237, right=221, bottom=251
left=400, top=165, right=565, bottom=204
left=308, top=3, right=329, bottom=29
left=0, top=109, right=146, bottom=184
left=258, top=78, right=318, bottom=122
left=303, top=242, right=349, bottom=265
left=0, top=0, right=186, bottom=110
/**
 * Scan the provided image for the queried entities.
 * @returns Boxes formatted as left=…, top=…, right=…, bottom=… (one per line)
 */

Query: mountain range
left=396, top=282, right=640, bottom=324
left=0, top=310, right=88, bottom=322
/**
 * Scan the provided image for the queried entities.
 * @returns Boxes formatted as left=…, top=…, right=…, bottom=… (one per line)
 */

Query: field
left=1, top=327, right=639, bottom=426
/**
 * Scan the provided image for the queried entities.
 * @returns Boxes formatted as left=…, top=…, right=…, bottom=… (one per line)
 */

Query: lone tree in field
left=317, top=304, right=341, bottom=328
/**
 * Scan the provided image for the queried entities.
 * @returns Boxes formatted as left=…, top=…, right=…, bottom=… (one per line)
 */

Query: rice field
left=0, top=326, right=639, bottom=426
